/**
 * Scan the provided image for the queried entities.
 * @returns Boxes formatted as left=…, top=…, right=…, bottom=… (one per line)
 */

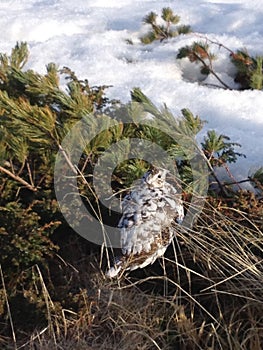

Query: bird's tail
left=105, top=257, right=123, bottom=278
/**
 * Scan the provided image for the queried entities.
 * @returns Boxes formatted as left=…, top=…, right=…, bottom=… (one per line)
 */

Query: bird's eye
left=158, top=174, right=162, bottom=178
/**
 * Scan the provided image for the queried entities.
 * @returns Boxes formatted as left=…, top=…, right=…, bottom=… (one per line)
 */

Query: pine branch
left=140, top=7, right=190, bottom=44
left=192, top=51, right=232, bottom=90
left=195, top=34, right=234, bottom=55
left=131, top=88, right=162, bottom=118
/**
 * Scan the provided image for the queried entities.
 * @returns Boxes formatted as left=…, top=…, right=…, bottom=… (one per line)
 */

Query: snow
left=1, top=0, right=263, bottom=186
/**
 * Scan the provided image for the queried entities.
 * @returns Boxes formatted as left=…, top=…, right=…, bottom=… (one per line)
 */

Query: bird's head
left=143, top=167, right=167, bottom=188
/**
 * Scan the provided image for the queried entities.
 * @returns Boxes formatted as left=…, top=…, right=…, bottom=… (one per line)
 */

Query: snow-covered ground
left=1, top=0, right=263, bottom=185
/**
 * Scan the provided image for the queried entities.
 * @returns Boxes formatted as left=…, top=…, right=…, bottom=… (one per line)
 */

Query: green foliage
left=177, top=40, right=263, bottom=90
left=143, top=11, right=158, bottom=25
left=177, top=24, right=192, bottom=35
left=0, top=44, right=260, bottom=348
left=140, top=7, right=191, bottom=44
left=249, top=167, right=263, bottom=195
left=0, top=42, right=111, bottom=189
left=0, top=41, right=28, bottom=76
left=180, top=108, right=205, bottom=135
left=251, top=56, right=263, bottom=89
left=177, top=41, right=216, bottom=76
left=231, top=50, right=263, bottom=90
left=130, top=88, right=245, bottom=192
left=0, top=42, right=113, bottom=334
left=252, top=167, right=263, bottom=184
left=201, top=129, right=245, bottom=167
left=57, top=87, right=211, bottom=214
left=161, top=7, right=180, bottom=24
left=0, top=201, right=59, bottom=273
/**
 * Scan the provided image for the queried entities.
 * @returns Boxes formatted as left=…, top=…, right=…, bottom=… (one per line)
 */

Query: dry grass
left=1, top=194, right=263, bottom=350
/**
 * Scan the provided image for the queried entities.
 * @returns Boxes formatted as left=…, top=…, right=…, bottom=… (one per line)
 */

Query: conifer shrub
left=230, top=50, right=263, bottom=89
left=177, top=40, right=263, bottom=90
left=0, top=42, right=113, bottom=338
left=140, top=7, right=192, bottom=44
left=130, top=9, right=263, bottom=91
left=0, top=43, right=262, bottom=349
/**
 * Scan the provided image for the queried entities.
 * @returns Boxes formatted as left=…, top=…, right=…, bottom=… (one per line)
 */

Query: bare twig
left=26, top=161, right=35, bottom=188
left=17, top=327, right=48, bottom=350
left=57, top=144, right=78, bottom=175
left=222, top=163, right=242, bottom=190
left=0, top=264, right=17, bottom=350
left=0, top=165, right=37, bottom=192
left=196, top=34, right=234, bottom=55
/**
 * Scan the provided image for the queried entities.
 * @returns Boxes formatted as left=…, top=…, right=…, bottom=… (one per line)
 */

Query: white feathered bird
left=106, top=167, right=184, bottom=278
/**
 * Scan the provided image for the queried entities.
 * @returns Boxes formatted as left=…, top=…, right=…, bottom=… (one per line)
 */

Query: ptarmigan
left=106, top=166, right=184, bottom=278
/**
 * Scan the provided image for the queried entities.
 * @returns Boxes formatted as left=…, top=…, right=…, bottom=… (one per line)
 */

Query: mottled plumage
left=106, top=167, right=184, bottom=278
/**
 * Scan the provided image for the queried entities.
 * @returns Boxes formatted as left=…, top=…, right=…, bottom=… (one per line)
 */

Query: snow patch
left=0, top=0, right=262, bottom=182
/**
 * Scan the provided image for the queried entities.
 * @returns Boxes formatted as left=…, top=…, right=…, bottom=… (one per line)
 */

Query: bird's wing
left=119, top=184, right=183, bottom=255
